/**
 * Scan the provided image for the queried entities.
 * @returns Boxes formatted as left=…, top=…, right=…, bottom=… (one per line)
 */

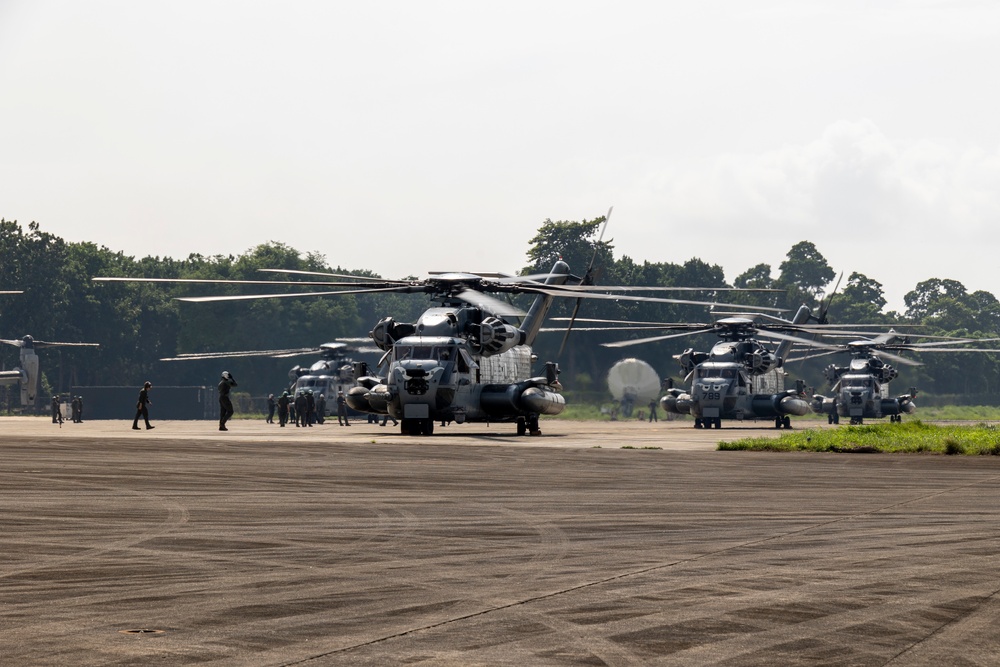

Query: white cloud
left=615, top=120, right=1000, bottom=310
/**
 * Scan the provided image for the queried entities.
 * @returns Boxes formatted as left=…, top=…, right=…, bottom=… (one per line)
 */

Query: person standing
left=336, top=391, right=350, bottom=426
left=132, top=381, right=154, bottom=430
left=648, top=399, right=659, bottom=423
left=51, top=395, right=63, bottom=425
left=315, top=393, right=326, bottom=424
left=304, top=390, right=315, bottom=427
left=277, top=390, right=290, bottom=427
left=77, top=395, right=84, bottom=423
left=218, top=371, right=237, bottom=431
left=266, top=393, right=276, bottom=424
left=70, top=395, right=80, bottom=423
left=293, top=390, right=307, bottom=427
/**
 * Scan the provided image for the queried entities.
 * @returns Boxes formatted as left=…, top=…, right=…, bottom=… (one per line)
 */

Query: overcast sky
left=2, top=1, right=998, bottom=311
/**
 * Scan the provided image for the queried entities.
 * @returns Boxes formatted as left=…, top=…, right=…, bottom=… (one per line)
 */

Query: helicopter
left=784, top=330, right=1000, bottom=425
left=590, top=305, right=858, bottom=428
left=160, top=339, right=382, bottom=401
left=0, top=335, right=100, bottom=406
left=96, top=257, right=783, bottom=435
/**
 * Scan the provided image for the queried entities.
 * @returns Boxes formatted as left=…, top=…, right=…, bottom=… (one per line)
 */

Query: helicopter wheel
left=850, top=417, right=862, bottom=426
left=516, top=417, right=527, bottom=436
left=774, top=417, right=782, bottom=429
left=782, top=416, right=792, bottom=429
left=526, top=414, right=541, bottom=436
left=694, top=418, right=704, bottom=429
left=713, top=418, right=722, bottom=429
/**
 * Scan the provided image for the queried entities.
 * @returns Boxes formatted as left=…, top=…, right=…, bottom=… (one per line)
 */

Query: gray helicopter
left=593, top=306, right=857, bottom=428
left=160, top=340, right=382, bottom=405
left=0, top=335, right=100, bottom=406
left=785, top=330, right=1000, bottom=425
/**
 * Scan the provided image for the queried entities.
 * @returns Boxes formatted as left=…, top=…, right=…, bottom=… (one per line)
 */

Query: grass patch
left=719, top=420, right=1000, bottom=455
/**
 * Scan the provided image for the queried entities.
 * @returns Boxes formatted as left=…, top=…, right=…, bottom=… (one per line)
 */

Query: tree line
left=2, top=217, right=998, bottom=412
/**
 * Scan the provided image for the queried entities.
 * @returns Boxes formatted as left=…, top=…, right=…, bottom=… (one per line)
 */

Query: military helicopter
left=588, top=306, right=859, bottom=428
left=160, top=340, right=382, bottom=405
left=0, top=335, right=100, bottom=406
left=784, top=330, right=1000, bottom=425
left=96, top=258, right=781, bottom=435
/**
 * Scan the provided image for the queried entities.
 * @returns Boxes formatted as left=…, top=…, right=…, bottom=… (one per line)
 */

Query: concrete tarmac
left=3, top=416, right=1000, bottom=666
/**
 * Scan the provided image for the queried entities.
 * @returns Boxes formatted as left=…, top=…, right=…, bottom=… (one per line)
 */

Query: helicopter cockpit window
left=698, top=367, right=737, bottom=379
left=458, top=349, right=478, bottom=373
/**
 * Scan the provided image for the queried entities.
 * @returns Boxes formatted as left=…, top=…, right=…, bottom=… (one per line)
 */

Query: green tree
left=778, top=241, right=836, bottom=309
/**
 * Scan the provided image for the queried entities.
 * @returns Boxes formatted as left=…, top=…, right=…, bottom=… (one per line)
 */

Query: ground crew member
left=51, top=395, right=63, bottom=424
left=305, top=390, right=315, bottom=427
left=337, top=391, right=350, bottom=426
left=277, top=391, right=290, bottom=427
left=218, top=371, right=237, bottom=431
left=132, top=381, right=154, bottom=430
left=648, top=399, right=659, bottom=422
left=315, top=393, right=326, bottom=424
left=294, top=391, right=307, bottom=427
left=266, top=393, right=275, bottom=423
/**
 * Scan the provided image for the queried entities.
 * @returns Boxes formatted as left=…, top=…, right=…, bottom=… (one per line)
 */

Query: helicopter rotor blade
left=161, top=347, right=321, bottom=361
left=869, top=349, right=923, bottom=367
left=92, top=276, right=389, bottom=287
left=523, top=286, right=788, bottom=312
left=454, top=289, right=527, bottom=318
left=28, top=341, right=101, bottom=349
left=175, top=286, right=415, bottom=303
left=781, top=349, right=842, bottom=363
left=257, top=268, right=406, bottom=283
left=602, top=328, right=717, bottom=349
left=754, top=330, right=844, bottom=351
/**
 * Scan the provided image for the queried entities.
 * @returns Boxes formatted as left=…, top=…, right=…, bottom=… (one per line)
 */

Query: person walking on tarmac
left=218, top=371, right=237, bottom=431
left=132, top=381, right=154, bottom=430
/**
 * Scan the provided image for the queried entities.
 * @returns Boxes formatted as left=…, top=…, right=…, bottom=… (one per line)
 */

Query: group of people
left=267, top=389, right=351, bottom=427
left=50, top=394, right=85, bottom=424
left=125, top=373, right=365, bottom=431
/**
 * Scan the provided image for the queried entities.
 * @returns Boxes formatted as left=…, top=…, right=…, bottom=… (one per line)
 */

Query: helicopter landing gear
left=890, top=414, right=902, bottom=423
left=517, top=417, right=527, bottom=436
left=694, top=418, right=703, bottom=429
left=775, top=416, right=792, bottom=429
left=696, top=418, right=721, bottom=429
left=850, top=417, right=863, bottom=426
left=401, top=418, right=434, bottom=436
left=525, top=413, right=541, bottom=436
